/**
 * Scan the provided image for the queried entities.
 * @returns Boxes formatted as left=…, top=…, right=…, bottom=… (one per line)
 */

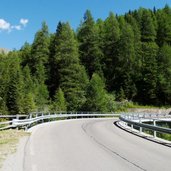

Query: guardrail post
left=153, top=119, right=156, bottom=138
left=16, top=115, right=19, bottom=130
left=48, top=112, right=50, bottom=122
left=35, top=113, right=38, bottom=124
left=42, top=113, right=44, bottom=123
left=16, top=115, right=19, bottom=120
left=131, top=124, right=133, bottom=130
left=139, top=118, right=142, bottom=133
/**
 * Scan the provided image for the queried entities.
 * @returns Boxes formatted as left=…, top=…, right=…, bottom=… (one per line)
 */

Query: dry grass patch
left=0, top=129, right=29, bottom=168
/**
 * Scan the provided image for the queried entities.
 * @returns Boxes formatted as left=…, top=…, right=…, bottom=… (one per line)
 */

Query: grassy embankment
left=0, top=130, right=29, bottom=168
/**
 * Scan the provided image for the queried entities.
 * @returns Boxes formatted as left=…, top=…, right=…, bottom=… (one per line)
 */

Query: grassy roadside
left=0, top=129, right=29, bottom=168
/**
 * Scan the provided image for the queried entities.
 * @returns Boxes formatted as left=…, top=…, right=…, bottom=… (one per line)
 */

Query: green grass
left=141, top=122, right=171, bottom=142
left=157, top=132, right=171, bottom=141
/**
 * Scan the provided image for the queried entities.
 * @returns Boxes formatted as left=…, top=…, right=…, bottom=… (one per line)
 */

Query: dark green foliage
left=47, top=33, right=58, bottom=98
left=115, top=17, right=136, bottom=100
left=78, top=10, right=103, bottom=78
left=157, top=45, right=171, bottom=104
left=54, top=22, right=88, bottom=111
left=0, top=54, right=9, bottom=114
left=116, top=87, right=126, bottom=102
left=137, top=42, right=159, bottom=104
left=51, top=88, right=67, bottom=112
left=20, top=42, right=31, bottom=67
left=84, top=73, right=109, bottom=112
left=6, top=53, right=24, bottom=114
left=103, top=12, right=120, bottom=91
left=1, top=6, right=171, bottom=114
left=156, top=6, right=171, bottom=46
left=33, top=63, right=49, bottom=110
left=30, top=22, right=50, bottom=75
left=29, top=22, right=50, bottom=110
left=141, top=9, right=157, bottom=42
left=21, top=65, right=36, bottom=113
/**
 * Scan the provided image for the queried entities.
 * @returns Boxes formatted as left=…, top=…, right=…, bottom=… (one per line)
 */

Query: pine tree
left=77, top=10, right=103, bottom=78
left=6, top=53, right=24, bottom=114
left=103, top=12, right=120, bottom=91
left=20, top=42, right=31, bottom=67
left=22, top=93, right=36, bottom=114
left=22, top=66, right=36, bottom=113
left=51, top=88, right=67, bottom=112
left=157, top=45, right=171, bottom=104
left=141, top=9, right=157, bottom=42
left=34, top=63, right=49, bottom=110
left=137, top=42, right=159, bottom=104
left=0, top=54, right=9, bottom=114
left=156, top=6, right=171, bottom=46
left=115, top=17, right=136, bottom=100
left=46, top=33, right=58, bottom=98
left=85, top=73, right=108, bottom=112
left=54, top=22, right=88, bottom=111
left=22, top=65, right=34, bottom=93
left=30, top=22, right=50, bottom=75
left=28, top=22, right=50, bottom=110
left=125, top=13, right=142, bottom=88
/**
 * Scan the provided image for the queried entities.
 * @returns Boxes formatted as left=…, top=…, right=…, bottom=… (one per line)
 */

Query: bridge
left=1, top=112, right=171, bottom=171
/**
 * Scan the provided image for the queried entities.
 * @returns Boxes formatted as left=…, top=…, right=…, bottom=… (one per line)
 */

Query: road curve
left=23, top=118, right=171, bottom=171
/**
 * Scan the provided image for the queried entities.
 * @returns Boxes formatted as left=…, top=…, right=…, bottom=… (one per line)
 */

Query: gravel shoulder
left=0, top=130, right=29, bottom=171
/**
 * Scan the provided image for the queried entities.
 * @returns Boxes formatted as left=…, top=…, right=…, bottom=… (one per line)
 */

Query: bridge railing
left=119, top=113, right=171, bottom=138
left=0, top=112, right=120, bottom=130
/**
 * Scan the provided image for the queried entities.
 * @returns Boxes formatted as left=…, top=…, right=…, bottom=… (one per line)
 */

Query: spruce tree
left=125, top=14, right=142, bottom=90
left=28, top=22, right=50, bottom=110
left=77, top=10, right=103, bottom=78
left=22, top=66, right=36, bottom=113
left=20, top=42, right=31, bottom=67
left=157, top=45, right=171, bottom=104
left=0, top=54, right=9, bottom=114
left=141, top=9, right=156, bottom=42
left=85, top=73, right=108, bottom=112
left=30, top=22, right=50, bottom=75
left=156, top=6, right=171, bottom=46
left=116, top=17, right=136, bottom=100
left=47, top=33, right=58, bottom=98
left=34, top=63, right=49, bottom=110
left=54, top=22, right=88, bottom=111
left=6, top=53, right=24, bottom=114
left=137, top=42, right=159, bottom=104
left=51, top=88, right=67, bottom=112
left=103, top=12, right=120, bottom=91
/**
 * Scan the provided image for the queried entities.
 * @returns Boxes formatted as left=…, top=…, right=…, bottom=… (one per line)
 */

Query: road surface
left=19, top=119, right=171, bottom=170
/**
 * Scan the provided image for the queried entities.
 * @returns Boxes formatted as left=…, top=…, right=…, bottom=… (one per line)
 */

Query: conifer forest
left=1, top=5, right=171, bottom=114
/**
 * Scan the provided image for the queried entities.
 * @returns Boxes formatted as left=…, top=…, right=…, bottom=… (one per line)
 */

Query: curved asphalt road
left=23, top=118, right=171, bottom=171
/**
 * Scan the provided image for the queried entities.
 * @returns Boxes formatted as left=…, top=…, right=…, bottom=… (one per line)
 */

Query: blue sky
left=0, top=0, right=170, bottom=50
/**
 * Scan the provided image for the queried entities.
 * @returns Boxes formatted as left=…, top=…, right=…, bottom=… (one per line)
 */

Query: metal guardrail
left=119, top=113, right=171, bottom=138
left=0, top=115, right=27, bottom=130
left=0, top=115, right=27, bottom=118
left=0, top=112, right=120, bottom=130
left=0, top=121, right=13, bottom=130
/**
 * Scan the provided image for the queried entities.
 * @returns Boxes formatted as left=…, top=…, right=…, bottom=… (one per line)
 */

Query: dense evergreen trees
left=103, top=12, right=120, bottom=91
left=0, top=5, right=171, bottom=114
left=78, top=10, right=103, bottom=78
left=52, top=22, right=88, bottom=111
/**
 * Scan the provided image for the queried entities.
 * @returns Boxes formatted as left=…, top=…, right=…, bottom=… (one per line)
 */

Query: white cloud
left=20, top=19, right=29, bottom=26
left=0, top=18, right=28, bottom=32
left=0, top=19, right=11, bottom=31
left=11, top=25, right=21, bottom=30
